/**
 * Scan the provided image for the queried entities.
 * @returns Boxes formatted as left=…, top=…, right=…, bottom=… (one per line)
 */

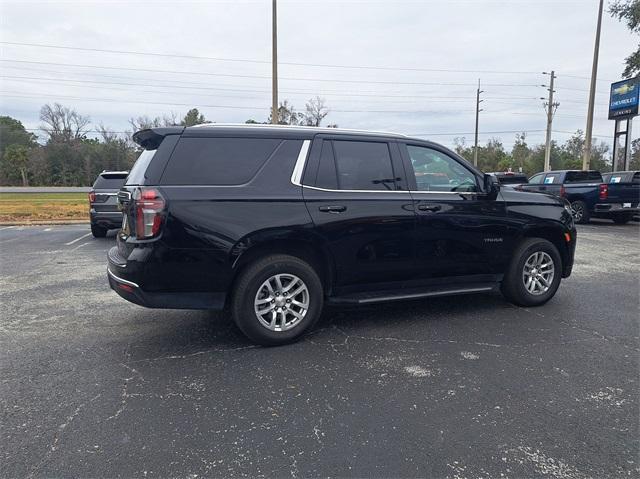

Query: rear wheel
left=501, top=238, right=562, bottom=307
left=570, top=200, right=590, bottom=224
left=91, top=224, right=107, bottom=238
left=231, top=254, right=323, bottom=346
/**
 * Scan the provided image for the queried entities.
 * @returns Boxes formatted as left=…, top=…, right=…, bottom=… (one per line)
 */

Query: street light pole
left=583, top=0, right=604, bottom=169
left=271, top=0, right=279, bottom=125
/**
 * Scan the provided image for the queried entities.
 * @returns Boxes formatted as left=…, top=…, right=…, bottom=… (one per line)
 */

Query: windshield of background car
left=125, top=149, right=156, bottom=186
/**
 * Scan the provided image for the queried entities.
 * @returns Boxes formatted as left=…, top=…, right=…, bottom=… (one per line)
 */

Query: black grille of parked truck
left=107, top=125, right=577, bottom=345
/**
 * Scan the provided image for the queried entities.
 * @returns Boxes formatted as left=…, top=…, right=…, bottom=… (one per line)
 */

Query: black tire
left=91, top=224, right=107, bottom=238
left=231, top=254, right=323, bottom=346
left=501, top=238, right=562, bottom=307
left=612, top=213, right=632, bottom=225
left=570, top=200, right=590, bottom=224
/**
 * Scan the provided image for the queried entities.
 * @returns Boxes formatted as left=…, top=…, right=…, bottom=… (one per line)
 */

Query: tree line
left=0, top=97, right=331, bottom=186
left=0, top=100, right=637, bottom=186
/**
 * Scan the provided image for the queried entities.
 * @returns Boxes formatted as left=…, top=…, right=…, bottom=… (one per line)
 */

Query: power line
left=0, top=92, right=476, bottom=114
left=0, top=40, right=544, bottom=75
left=0, top=59, right=542, bottom=87
left=0, top=73, right=555, bottom=101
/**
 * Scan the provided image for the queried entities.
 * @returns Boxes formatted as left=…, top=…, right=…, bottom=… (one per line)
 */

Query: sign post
left=608, top=77, right=639, bottom=171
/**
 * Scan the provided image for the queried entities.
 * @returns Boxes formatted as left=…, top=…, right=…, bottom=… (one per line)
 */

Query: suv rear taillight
left=88, top=191, right=96, bottom=203
left=134, top=187, right=165, bottom=239
left=599, top=183, right=608, bottom=200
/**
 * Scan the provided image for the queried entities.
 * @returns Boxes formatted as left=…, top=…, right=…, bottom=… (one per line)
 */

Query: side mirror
left=483, top=174, right=500, bottom=200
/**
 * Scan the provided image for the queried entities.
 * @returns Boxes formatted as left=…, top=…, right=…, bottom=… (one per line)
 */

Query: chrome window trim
left=302, top=184, right=479, bottom=195
left=292, top=138, right=480, bottom=195
left=107, top=268, right=138, bottom=287
left=291, top=139, right=311, bottom=186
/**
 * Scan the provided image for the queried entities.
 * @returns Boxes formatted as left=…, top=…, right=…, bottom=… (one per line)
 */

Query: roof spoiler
left=133, top=127, right=184, bottom=150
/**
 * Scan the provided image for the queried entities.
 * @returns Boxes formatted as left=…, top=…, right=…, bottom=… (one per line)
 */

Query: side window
left=161, top=137, right=281, bottom=185
left=405, top=145, right=477, bottom=192
left=528, top=173, right=544, bottom=184
left=544, top=173, right=562, bottom=184
left=315, top=141, right=338, bottom=190
left=332, top=141, right=396, bottom=191
left=633, top=172, right=640, bottom=184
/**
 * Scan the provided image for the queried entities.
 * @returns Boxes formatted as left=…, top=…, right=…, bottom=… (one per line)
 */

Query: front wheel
left=231, top=254, right=323, bottom=346
left=501, top=238, right=562, bottom=307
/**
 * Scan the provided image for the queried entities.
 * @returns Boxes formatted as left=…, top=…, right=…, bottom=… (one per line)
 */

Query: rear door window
left=332, top=140, right=396, bottom=191
left=314, top=141, right=339, bottom=190
left=161, top=137, right=281, bottom=185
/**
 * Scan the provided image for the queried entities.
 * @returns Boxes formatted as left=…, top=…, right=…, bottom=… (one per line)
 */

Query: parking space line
left=0, top=226, right=16, bottom=231
left=43, top=228, right=52, bottom=232
left=71, top=241, right=91, bottom=252
left=65, top=232, right=92, bottom=246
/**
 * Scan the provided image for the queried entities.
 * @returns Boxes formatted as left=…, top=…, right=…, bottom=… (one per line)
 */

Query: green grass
left=0, top=192, right=89, bottom=222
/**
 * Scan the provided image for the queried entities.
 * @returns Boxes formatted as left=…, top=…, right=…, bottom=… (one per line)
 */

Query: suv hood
left=500, top=187, right=564, bottom=206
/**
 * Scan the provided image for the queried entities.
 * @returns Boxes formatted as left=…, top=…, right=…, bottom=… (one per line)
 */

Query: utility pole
left=271, top=0, right=279, bottom=125
left=583, top=0, right=604, bottom=169
left=473, top=79, right=484, bottom=167
left=542, top=71, right=559, bottom=172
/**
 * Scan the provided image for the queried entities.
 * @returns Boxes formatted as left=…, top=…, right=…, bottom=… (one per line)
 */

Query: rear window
left=497, top=175, right=528, bottom=184
left=126, top=149, right=156, bottom=186
left=93, top=174, right=127, bottom=189
left=565, top=171, right=603, bottom=183
left=161, top=137, right=281, bottom=185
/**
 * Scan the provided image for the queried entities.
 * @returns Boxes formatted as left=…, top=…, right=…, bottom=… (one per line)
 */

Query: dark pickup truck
left=593, top=171, right=640, bottom=224
left=520, top=169, right=639, bottom=224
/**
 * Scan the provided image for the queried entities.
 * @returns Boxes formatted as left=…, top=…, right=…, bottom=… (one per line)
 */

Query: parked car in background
left=519, top=170, right=604, bottom=224
left=593, top=171, right=640, bottom=224
left=487, top=171, right=529, bottom=187
left=89, top=171, right=128, bottom=237
left=107, top=124, right=576, bottom=345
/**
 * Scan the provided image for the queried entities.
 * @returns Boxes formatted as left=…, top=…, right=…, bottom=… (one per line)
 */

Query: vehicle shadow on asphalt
left=124, top=292, right=513, bottom=360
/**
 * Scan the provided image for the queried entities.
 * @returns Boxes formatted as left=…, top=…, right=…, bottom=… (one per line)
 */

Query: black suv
left=89, top=170, right=128, bottom=237
left=108, top=125, right=576, bottom=345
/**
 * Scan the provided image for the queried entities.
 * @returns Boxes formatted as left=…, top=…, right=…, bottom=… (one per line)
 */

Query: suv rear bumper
left=107, top=246, right=225, bottom=310
left=90, top=210, right=123, bottom=228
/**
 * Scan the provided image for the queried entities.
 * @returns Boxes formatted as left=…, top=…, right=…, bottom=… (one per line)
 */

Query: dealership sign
left=608, top=78, right=639, bottom=119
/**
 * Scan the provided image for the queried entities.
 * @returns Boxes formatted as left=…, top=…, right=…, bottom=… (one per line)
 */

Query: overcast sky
left=0, top=0, right=636, bottom=152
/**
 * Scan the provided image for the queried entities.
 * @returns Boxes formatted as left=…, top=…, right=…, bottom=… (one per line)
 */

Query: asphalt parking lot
left=1, top=221, right=638, bottom=478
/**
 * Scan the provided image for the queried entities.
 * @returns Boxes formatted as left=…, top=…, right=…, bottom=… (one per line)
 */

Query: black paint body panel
left=107, top=125, right=577, bottom=310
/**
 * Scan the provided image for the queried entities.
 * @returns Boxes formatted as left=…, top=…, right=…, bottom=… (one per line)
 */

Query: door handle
left=319, top=205, right=347, bottom=213
left=417, top=204, right=441, bottom=212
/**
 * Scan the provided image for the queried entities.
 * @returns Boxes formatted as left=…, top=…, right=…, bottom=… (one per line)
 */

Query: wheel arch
left=228, top=231, right=335, bottom=302
left=519, top=224, right=570, bottom=277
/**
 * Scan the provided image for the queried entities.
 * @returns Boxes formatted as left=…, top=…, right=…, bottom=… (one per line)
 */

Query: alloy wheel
left=254, top=274, right=309, bottom=331
left=522, top=251, right=555, bottom=296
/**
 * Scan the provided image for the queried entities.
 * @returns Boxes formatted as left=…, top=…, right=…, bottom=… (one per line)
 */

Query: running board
left=327, top=282, right=499, bottom=305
